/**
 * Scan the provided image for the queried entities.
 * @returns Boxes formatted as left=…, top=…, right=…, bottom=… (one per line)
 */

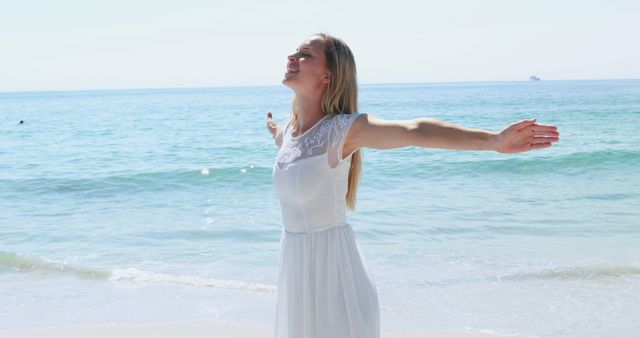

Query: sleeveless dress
left=272, top=112, right=380, bottom=338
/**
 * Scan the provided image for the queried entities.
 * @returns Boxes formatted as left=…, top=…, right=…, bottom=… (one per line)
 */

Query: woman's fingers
left=522, top=124, right=559, bottom=139
left=533, top=123, right=557, bottom=130
left=514, top=120, right=560, bottom=134
left=513, top=118, right=536, bottom=129
left=534, top=137, right=559, bottom=143
left=527, top=135, right=559, bottom=144
left=531, top=129, right=559, bottom=137
left=529, top=143, right=553, bottom=150
left=532, top=126, right=558, bottom=132
left=267, top=112, right=275, bottom=126
left=267, top=112, right=278, bottom=137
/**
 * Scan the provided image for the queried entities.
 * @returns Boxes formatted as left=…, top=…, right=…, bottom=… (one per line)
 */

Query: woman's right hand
left=267, top=112, right=278, bottom=138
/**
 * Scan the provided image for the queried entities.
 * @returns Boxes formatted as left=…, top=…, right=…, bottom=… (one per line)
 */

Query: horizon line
left=1, top=77, right=638, bottom=95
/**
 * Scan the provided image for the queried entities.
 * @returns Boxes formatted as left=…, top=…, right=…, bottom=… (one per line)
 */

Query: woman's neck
left=293, top=95, right=327, bottom=136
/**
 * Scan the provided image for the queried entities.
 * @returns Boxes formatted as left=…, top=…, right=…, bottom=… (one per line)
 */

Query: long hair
left=289, top=33, right=362, bottom=210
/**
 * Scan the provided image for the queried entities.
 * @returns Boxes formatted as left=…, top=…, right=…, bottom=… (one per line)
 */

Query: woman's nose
left=287, top=54, right=296, bottom=61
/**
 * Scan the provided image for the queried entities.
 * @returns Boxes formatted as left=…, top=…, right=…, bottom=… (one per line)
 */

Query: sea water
left=1, top=80, right=639, bottom=337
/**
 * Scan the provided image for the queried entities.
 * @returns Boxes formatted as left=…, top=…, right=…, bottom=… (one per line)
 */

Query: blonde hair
left=289, top=33, right=362, bottom=210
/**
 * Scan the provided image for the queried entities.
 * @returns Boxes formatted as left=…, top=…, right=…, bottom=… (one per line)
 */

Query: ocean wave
left=110, top=267, right=276, bottom=292
left=0, top=250, right=110, bottom=279
left=0, top=251, right=276, bottom=293
left=454, top=150, right=640, bottom=175
left=409, top=263, right=640, bottom=287
left=402, top=149, right=640, bottom=176
left=0, top=166, right=271, bottom=195
left=495, top=264, right=640, bottom=282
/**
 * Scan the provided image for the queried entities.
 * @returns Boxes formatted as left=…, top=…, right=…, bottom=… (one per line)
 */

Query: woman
left=266, top=33, right=559, bottom=338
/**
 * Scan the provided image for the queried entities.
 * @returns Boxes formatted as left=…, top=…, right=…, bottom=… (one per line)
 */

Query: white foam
left=109, top=267, right=277, bottom=293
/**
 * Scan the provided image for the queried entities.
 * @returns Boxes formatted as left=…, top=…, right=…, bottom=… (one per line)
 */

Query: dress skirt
left=274, top=223, right=380, bottom=338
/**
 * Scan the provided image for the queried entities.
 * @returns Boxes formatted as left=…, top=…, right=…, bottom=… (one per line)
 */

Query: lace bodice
left=272, top=113, right=365, bottom=233
left=276, top=113, right=364, bottom=169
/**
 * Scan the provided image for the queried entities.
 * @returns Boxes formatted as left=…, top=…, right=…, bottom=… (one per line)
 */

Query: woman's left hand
left=267, top=112, right=278, bottom=137
left=494, top=119, right=560, bottom=153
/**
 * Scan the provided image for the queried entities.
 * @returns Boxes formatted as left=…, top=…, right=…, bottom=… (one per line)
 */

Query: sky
left=1, top=0, right=638, bottom=92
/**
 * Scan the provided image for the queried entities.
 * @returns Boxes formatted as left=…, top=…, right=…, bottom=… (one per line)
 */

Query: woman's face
left=282, top=35, right=330, bottom=92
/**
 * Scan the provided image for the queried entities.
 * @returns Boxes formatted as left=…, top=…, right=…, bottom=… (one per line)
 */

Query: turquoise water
left=1, top=80, right=639, bottom=337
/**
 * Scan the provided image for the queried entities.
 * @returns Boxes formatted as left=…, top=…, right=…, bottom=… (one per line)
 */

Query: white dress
left=272, top=112, right=380, bottom=338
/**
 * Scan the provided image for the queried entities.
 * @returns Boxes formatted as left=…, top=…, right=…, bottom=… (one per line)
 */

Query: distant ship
left=529, top=75, right=541, bottom=81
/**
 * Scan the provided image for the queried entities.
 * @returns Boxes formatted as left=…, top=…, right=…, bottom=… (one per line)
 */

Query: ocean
left=1, top=80, right=639, bottom=337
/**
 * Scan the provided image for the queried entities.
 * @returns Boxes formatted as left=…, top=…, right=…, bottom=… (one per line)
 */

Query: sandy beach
left=0, top=320, right=535, bottom=338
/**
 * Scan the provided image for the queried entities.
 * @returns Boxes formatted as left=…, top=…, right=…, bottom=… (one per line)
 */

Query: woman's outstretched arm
left=267, top=112, right=284, bottom=148
left=346, top=114, right=559, bottom=155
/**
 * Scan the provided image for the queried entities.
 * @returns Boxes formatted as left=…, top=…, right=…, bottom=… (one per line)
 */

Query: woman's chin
left=282, top=78, right=295, bottom=89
